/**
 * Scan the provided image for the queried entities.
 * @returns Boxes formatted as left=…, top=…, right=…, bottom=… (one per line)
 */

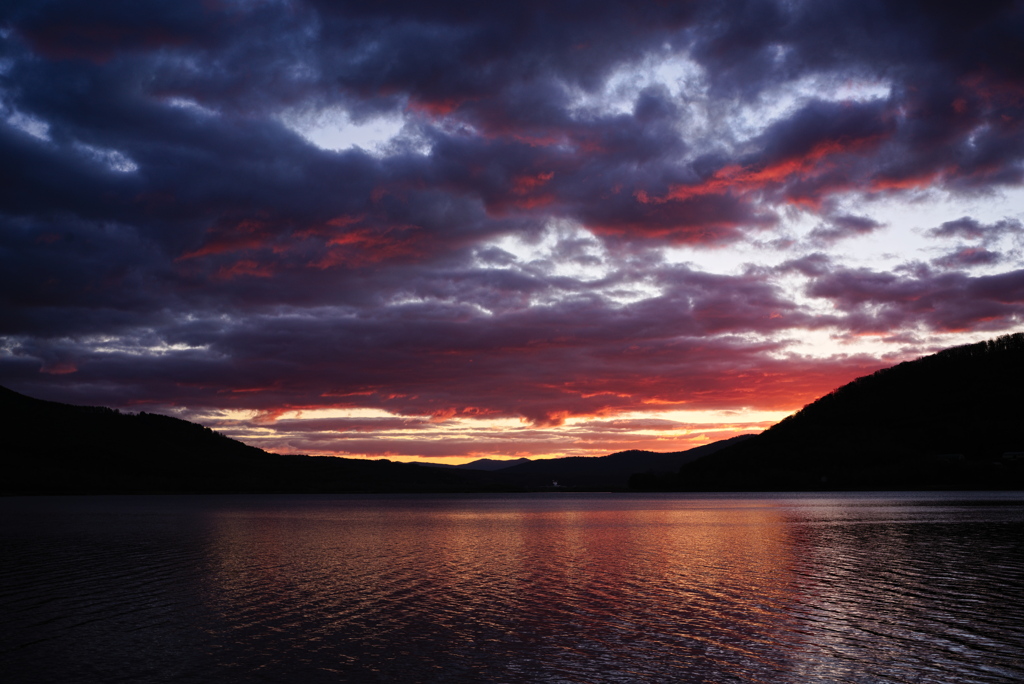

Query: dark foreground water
left=1, top=493, right=1022, bottom=683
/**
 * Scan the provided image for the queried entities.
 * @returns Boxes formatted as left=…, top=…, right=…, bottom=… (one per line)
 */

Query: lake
left=1, top=492, right=1022, bottom=683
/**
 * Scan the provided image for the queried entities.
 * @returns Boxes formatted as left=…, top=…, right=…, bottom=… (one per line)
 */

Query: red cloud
left=638, top=135, right=884, bottom=208
left=8, top=0, right=1024, bottom=467
left=178, top=218, right=277, bottom=261
left=22, top=23, right=190, bottom=63
left=484, top=171, right=558, bottom=214
left=806, top=267, right=1024, bottom=333
left=313, top=225, right=424, bottom=268
left=511, top=171, right=554, bottom=194
left=406, top=97, right=470, bottom=118
left=39, top=361, right=77, bottom=375
left=215, top=259, right=276, bottom=280
left=868, top=168, right=947, bottom=192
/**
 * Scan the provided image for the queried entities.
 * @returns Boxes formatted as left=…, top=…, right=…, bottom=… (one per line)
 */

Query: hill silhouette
left=664, top=332, right=1024, bottom=491
left=491, top=436, right=753, bottom=490
left=0, top=387, right=499, bottom=494
left=6, top=332, right=1021, bottom=494
left=458, top=457, right=532, bottom=471
left=422, top=457, right=533, bottom=471
left=0, top=386, right=742, bottom=494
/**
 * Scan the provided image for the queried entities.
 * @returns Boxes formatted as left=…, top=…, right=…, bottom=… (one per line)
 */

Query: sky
left=1, top=0, right=1023, bottom=464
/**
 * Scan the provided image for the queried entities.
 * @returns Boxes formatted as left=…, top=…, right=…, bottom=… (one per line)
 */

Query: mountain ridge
left=4, top=332, right=1021, bottom=494
left=0, top=386, right=500, bottom=494
left=491, top=437, right=754, bottom=490
left=664, top=332, right=1024, bottom=491
left=0, top=385, right=740, bottom=493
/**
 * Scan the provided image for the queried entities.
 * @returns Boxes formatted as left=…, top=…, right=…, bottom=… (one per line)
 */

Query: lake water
left=1, top=492, right=1022, bottom=683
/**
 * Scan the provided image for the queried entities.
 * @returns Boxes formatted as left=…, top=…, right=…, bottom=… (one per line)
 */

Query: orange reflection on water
left=202, top=496, right=809, bottom=681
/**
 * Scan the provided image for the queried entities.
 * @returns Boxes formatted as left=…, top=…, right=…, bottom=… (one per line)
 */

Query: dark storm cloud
left=696, top=0, right=1024, bottom=197
left=4, top=0, right=1022, bottom=248
left=932, top=247, right=1003, bottom=270
left=776, top=253, right=834, bottom=278
left=927, top=216, right=1023, bottom=243
left=808, top=214, right=884, bottom=246
left=806, top=266, right=1024, bottom=333
left=693, top=0, right=1024, bottom=93
left=0, top=260, right=868, bottom=426
left=309, top=0, right=702, bottom=110
left=11, top=1, right=222, bottom=62
left=1, top=0, right=1023, bottom=453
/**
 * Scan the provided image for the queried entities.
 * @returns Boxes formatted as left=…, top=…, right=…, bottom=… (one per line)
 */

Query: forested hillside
left=666, top=333, right=1024, bottom=490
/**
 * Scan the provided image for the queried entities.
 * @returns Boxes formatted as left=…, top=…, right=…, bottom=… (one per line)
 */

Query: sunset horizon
left=2, top=1, right=1023, bottom=463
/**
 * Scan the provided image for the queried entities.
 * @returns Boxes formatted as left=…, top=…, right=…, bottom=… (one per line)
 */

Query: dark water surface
left=1, top=492, right=1022, bottom=683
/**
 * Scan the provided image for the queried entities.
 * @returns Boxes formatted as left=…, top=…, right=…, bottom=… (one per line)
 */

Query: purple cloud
left=2, top=0, right=1023, bottom=459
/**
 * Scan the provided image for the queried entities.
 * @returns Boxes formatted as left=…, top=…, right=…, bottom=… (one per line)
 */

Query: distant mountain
left=489, top=435, right=754, bottom=490
left=0, top=386, right=498, bottom=494
left=0, top=384, right=756, bottom=494
left=14, top=328, right=1018, bottom=496
left=458, top=457, right=533, bottom=471
left=407, top=457, right=531, bottom=471
left=667, top=332, right=1024, bottom=491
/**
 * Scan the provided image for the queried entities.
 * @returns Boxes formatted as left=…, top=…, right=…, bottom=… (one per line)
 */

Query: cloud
left=806, top=266, right=1024, bottom=333
left=776, top=253, right=834, bottom=278
left=808, top=214, right=884, bottom=245
left=932, top=247, right=1003, bottom=270
left=927, top=216, right=1023, bottom=244
left=2, top=1, right=1024, bottom=459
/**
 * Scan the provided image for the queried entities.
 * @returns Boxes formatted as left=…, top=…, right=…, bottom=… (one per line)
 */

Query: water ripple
left=1, top=493, right=1022, bottom=683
